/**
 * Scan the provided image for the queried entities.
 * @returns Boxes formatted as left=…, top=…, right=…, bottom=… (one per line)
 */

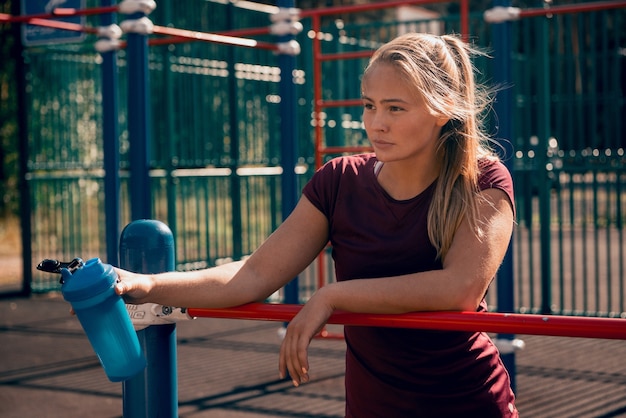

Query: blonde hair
left=363, top=33, right=497, bottom=260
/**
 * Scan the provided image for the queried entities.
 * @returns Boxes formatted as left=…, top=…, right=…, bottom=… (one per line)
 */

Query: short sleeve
left=478, top=159, right=515, bottom=216
left=301, top=159, right=340, bottom=219
left=302, top=154, right=375, bottom=220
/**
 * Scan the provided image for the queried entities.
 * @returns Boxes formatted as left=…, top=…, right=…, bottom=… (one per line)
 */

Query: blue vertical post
left=100, top=0, right=120, bottom=266
left=13, top=0, right=32, bottom=296
left=277, top=0, right=300, bottom=305
left=536, top=8, right=553, bottom=316
left=126, top=11, right=152, bottom=220
left=120, top=220, right=177, bottom=417
left=491, top=0, right=517, bottom=391
left=226, top=3, right=243, bottom=260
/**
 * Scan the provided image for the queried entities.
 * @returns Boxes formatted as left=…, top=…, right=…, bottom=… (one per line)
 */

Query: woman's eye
left=363, top=103, right=374, bottom=110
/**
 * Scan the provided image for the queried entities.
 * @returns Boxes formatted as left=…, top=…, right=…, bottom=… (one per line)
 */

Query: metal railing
left=12, top=1, right=626, bottom=317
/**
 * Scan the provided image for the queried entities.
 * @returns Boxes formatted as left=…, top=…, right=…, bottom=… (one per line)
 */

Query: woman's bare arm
left=115, top=196, right=330, bottom=309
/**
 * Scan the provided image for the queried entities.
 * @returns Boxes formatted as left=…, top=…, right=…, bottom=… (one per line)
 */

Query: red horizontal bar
left=147, top=36, right=183, bottom=47
left=151, top=25, right=278, bottom=51
left=319, top=50, right=374, bottom=62
left=300, top=0, right=453, bottom=18
left=318, top=98, right=362, bottom=108
left=148, top=26, right=273, bottom=48
left=519, top=1, right=626, bottom=18
left=188, top=303, right=626, bottom=340
left=148, top=23, right=271, bottom=47
left=1, top=13, right=278, bottom=51
left=0, top=6, right=118, bottom=24
left=218, top=27, right=272, bottom=38
left=0, top=14, right=99, bottom=34
left=318, top=146, right=373, bottom=155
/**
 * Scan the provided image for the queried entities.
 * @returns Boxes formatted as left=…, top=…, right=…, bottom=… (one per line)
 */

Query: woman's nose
left=368, top=112, right=388, bottom=132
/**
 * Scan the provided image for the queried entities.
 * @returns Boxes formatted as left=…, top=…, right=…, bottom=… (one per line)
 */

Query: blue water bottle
left=60, top=257, right=146, bottom=382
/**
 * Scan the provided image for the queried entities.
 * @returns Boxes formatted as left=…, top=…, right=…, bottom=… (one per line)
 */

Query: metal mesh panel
left=20, top=3, right=626, bottom=317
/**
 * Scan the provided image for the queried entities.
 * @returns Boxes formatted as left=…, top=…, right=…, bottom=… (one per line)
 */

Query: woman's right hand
left=113, top=268, right=154, bottom=304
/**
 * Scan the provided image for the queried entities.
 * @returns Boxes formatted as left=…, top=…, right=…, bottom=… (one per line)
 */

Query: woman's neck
left=375, top=158, right=440, bottom=200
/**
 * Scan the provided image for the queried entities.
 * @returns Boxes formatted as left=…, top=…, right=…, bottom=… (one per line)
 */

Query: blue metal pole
left=536, top=7, right=553, bottom=316
left=13, top=0, right=32, bottom=296
left=491, top=0, right=517, bottom=391
left=100, top=0, right=120, bottom=266
left=277, top=0, right=300, bottom=305
left=120, top=220, right=177, bottom=417
left=126, top=12, right=152, bottom=220
left=226, top=3, right=243, bottom=260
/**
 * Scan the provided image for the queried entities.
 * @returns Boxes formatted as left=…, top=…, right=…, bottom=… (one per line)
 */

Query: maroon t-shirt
left=302, top=153, right=517, bottom=418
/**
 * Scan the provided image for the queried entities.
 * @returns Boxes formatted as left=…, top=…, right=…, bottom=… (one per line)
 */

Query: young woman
left=115, top=33, right=518, bottom=417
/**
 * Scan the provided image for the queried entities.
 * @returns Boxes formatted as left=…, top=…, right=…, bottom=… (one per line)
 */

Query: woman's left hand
left=278, top=289, right=335, bottom=387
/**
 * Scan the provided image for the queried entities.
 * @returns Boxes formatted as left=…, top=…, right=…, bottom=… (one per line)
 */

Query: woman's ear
left=436, top=115, right=450, bottom=127
left=436, top=96, right=454, bottom=127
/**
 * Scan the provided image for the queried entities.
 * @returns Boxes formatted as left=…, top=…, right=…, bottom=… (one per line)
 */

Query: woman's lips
left=371, top=139, right=393, bottom=149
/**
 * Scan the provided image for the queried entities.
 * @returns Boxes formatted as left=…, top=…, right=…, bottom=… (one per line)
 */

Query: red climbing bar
left=0, top=14, right=99, bottom=34
left=151, top=25, right=279, bottom=51
left=188, top=302, right=626, bottom=340
left=519, top=0, right=626, bottom=18
left=0, top=6, right=119, bottom=24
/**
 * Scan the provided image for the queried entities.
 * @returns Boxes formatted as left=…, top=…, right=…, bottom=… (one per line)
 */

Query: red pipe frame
left=306, top=0, right=626, bottom=169
left=188, top=303, right=626, bottom=340
left=0, top=5, right=278, bottom=50
left=0, top=15, right=278, bottom=51
left=0, top=6, right=119, bottom=24
left=310, top=0, right=470, bottom=169
left=5, top=0, right=625, bottom=340
left=3, top=0, right=622, bottom=44
left=150, top=25, right=278, bottom=51
left=0, top=14, right=100, bottom=34
left=304, top=0, right=626, bottom=338
left=519, top=1, right=626, bottom=18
